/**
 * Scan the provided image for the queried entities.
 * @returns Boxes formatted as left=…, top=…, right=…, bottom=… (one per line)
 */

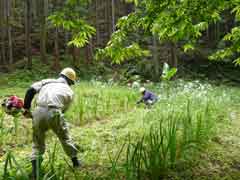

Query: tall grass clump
left=0, top=109, right=6, bottom=147
left=1, top=151, right=28, bottom=179
left=108, top=99, right=217, bottom=180
left=0, top=109, right=4, bottom=134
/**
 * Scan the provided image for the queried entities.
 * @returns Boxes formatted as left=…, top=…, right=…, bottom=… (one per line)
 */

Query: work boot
left=71, top=157, right=81, bottom=168
left=31, top=158, right=42, bottom=180
left=31, top=160, right=37, bottom=180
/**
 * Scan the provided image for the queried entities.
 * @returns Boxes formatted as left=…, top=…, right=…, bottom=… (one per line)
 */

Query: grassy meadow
left=1, top=75, right=240, bottom=179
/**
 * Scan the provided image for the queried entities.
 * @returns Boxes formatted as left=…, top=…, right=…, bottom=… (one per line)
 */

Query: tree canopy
left=97, top=0, right=240, bottom=66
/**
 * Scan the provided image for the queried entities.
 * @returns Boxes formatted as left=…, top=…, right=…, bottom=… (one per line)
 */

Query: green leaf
left=161, top=63, right=177, bottom=81
left=183, top=44, right=195, bottom=52
left=233, top=57, right=240, bottom=65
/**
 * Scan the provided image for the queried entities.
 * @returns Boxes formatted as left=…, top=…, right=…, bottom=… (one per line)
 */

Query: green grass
left=0, top=77, right=240, bottom=179
left=66, top=82, right=138, bottom=125
left=113, top=101, right=215, bottom=179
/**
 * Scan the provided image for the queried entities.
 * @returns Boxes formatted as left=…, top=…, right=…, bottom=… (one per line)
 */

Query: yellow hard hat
left=60, top=67, right=76, bottom=82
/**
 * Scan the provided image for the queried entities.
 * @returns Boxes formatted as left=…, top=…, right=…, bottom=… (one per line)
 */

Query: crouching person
left=136, top=87, right=158, bottom=108
left=23, top=68, right=81, bottom=179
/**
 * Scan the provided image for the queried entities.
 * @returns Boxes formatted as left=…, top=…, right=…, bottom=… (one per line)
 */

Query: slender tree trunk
left=32, top=0, right=37, bottom=19
left=89, top=39, right=94, bottom=63
left=72, top=47, right=80, bottom=67
left=25, top=0, right=32, bottom=69
left=40, top=0, right=48, bottom=64
left=0, top=0, right=6, bottom=65
left=65, top=32, right=71, bottom=55
left=170, top=42, right=178, bottom=68
left=153, top=35, right=159, bottom=79
left=111, top=0, right=115, bottom=32
left=95, top=0, right=100, bottom=46
left=84, top=1, right=93, bottom=64
left=107, top=0, right=111, bottom=40
left=53, top=28, right=60, bottom=70
left=216, top=22, right=220, bottom=42
left=84, top=45, right=90, bottom=64
left=7, top=0, right=13, bottom=65
left=52, top=0, right=61, bottom=70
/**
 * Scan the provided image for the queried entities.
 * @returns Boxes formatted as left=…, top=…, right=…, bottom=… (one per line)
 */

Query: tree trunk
left=0, top=0, right=6, bottom=65
left=52, top=0, right=61, bottom=70
left=153, top=35, right=160, bottom=79
left=84, top=45, right=91, bottom=65
left=7, top=0, right=13, bottom=65
left=95, top=0, right=100, bottom=46
left=107, top=0, right=111, bottom=40
left=89, top=39, right=94, bottom=63
left=111, top=0, right=116, bottom=32
left=65, top=32, right=71, bottom=55
left=32, top=0, right=37, bottom=19
left=72, top=47, right=80, bottom=67
left=40, top=0, right=48, bottom=64
left=53, top=28, right=61, bottom=70
left=25, top=0, right=32, bottom=69
left=170, top=42, right=178, bottom=68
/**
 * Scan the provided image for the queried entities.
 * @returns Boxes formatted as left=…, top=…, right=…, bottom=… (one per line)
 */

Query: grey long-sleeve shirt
left=31, top=77, right=73, bottom=111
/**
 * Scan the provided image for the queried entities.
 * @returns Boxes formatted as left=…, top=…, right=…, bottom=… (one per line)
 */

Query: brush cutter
left=1, top=95, right=24, bottom=116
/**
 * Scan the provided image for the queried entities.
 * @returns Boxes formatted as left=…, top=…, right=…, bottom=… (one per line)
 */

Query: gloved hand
left=136, top=100, right=142, bottom=105
left=23, top=109, right=32, bottom=118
